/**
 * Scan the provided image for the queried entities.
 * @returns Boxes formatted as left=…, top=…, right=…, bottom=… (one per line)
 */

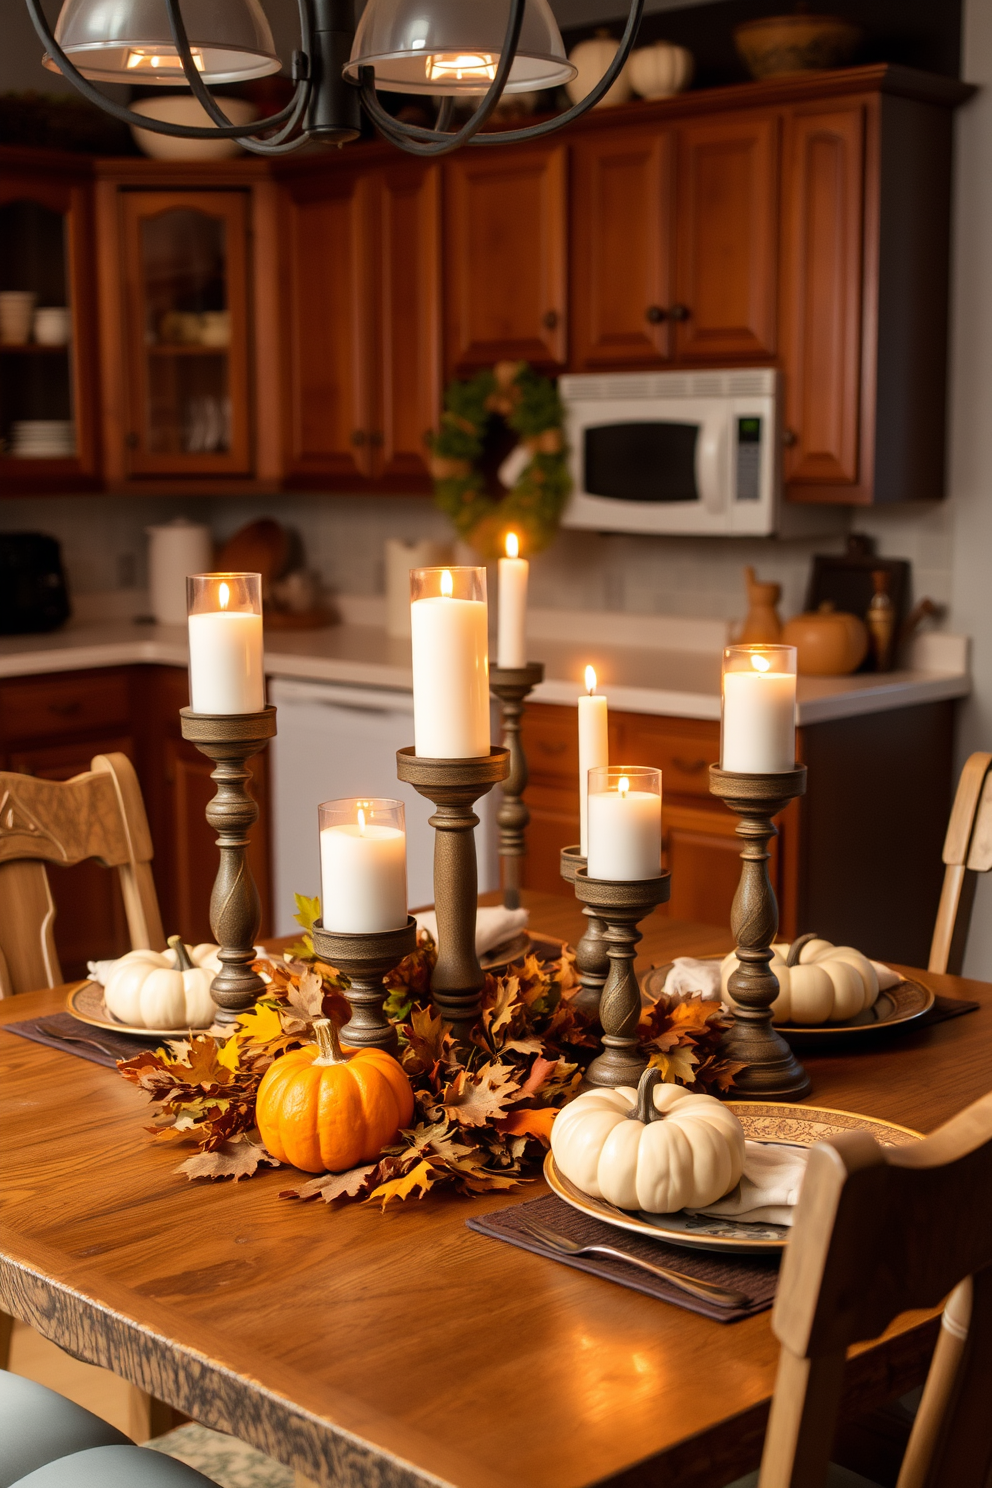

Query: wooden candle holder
left=310, top=916, right=418, bottom=1054
left=489, top=662, right=545, bottom=910
left=179, top=706, right=277, bottom=1027
left=709, top=764, right=811, bottom=1100
left=559, top=845, right=609, bottom=1020
left=573, top=867, right=671, bottom=1088
left=396, top=746, right=509, bottom=1039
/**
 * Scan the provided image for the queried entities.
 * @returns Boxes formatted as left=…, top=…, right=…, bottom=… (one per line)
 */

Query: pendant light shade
left=344, top=0, right=577, bottom=95
left=42, top=0, right=281, bottom=84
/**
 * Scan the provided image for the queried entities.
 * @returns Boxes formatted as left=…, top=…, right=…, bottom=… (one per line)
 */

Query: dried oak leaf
left=648, top=1044, right=698, bottom=1086
left=287, top=966, right=325, bottom=1021
left=517, top=1054, right=559, bottom=1099
left=440, top=1061, right=520, bottom=1126
left=368, top=1158, right=436, bottom=1208
left=402, top=1004, right=451, bottom=1077
left=176, top=1136, right=280, bottom=1182
left=281, top=1164, right=380, bottom=1204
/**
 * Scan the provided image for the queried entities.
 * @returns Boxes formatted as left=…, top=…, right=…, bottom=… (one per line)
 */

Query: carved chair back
left=758, top=1090, right=992, bottom=1488
left=0, top=752, right=165, bottom=995
left=929, top=752, right=992, bottom=976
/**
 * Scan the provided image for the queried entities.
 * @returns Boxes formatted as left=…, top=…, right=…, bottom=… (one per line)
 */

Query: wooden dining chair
left=0, top=752, right=165, bottom=996
left=751, top=1089, right=992, bottom=1488
left=928, top=751, right=992, bottom=976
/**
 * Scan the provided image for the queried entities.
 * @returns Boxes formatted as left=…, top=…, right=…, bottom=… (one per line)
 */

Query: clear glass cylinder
left=587, top=765, right=662, bottom=882
left=720, top=644, right=797, bottom=774
left=186, top=571, right=264, bottom=715
left=409, top=566, right=490, bottom=759
left=319, top=797, right=408, bottom=934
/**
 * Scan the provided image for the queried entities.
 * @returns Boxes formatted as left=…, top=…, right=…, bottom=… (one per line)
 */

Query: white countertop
left=0, top=597, right=970, bottom=726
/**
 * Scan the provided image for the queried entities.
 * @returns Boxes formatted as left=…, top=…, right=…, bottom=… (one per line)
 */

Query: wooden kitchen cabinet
left=444, top=142, right=567, bottom=374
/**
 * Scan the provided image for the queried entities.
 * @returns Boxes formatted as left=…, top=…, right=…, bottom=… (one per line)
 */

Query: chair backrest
left=758, top=1091, right=992, bottom=1488
left=929, top=752, right=992, bottom=975
left=0, top=753, right=166, bottom=995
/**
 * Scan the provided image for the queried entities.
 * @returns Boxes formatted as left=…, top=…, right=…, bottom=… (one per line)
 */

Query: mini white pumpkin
left=551, top=1068, right=745, bottom=1213
left=104, top=936, right=216, bottom=1029
left=721, top=934, right=879, bottom=1026
left=628, top=41, right=694, bottom=99
left=565, top=33, right=634, bottom=108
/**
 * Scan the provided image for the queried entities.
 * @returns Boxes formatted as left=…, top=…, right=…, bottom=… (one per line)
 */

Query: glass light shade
left=344, top=0, right=577, bottom=95
left=43, top=0, right=281, bottom=84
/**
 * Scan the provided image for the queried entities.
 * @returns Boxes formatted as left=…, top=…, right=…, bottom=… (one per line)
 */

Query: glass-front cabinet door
left=120, top=191, right=251, bottom=476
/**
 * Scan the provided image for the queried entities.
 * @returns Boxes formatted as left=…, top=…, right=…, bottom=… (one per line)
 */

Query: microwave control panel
left=735, top=416, right=762, bottom=501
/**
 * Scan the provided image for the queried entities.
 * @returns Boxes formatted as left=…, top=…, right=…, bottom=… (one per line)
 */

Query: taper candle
left=587, top=766, right=663, bottom=881
left=319, top=798, right=408, bottom=933
left=410, top=566, right=490, bottom=758
left=578, top=665, right=609, bottom=857
left=497, top=531, right=529, bottom=668
left=187, top=572, right=265, bottom=715
left=721, top=645, right=797, bottom=773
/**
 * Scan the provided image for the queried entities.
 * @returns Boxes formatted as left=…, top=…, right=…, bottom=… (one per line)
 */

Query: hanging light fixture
left=25, top=0, right=645, bottom=156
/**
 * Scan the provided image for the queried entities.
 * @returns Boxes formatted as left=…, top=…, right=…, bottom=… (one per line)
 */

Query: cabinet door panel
left=570, top=126, right=675, bottom=369
left=521, top=784, right=579, bottom=895
left=675, top=114, right=779, bottom=361
left=781, top=105, right=865, bottom=486
left=444, top=144, right=567, bottom=371
left=285, top=172, right=374, bottom=481
left=617, top=716, right=720, bottom=800
left=661, top=801, right=780, bottom=927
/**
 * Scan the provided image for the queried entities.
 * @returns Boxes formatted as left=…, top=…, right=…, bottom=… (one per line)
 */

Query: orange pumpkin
left=255, top=1019, right=414, bottom=1173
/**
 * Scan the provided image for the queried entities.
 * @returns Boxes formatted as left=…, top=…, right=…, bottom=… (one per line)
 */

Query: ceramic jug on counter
left=782, top=602, right=869, bottom=676
left=738, top=565, right=783, bottom=644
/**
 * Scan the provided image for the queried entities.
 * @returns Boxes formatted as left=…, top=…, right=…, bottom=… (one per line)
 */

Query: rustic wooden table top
left=1, top=890, right=990, bottom=1488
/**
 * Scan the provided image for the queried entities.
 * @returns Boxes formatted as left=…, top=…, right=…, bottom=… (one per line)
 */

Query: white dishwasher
left=269, top=676, right=499, bottom=935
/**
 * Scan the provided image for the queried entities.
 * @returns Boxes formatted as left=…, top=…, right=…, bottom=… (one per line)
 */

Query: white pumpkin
left=104, top=936, right=216, bottom=1029
left=551, top=1068, right=745, bottom=1213
left=565, top=34, right=634, bottom=109
left=721, top=935, right=879, bottom=1026
left=628, top=41, right=694, bottom=99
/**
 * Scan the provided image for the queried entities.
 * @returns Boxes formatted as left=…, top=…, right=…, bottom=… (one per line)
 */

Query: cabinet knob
left=351, top=430, right=367, bottom=447
left=542, top=310, right=560, bottom=331
left=124, top=432, right=139, bottom=449
left=667, top=303, right=691, bottom=322
left=782, top=428, right=798, bottom=448
left=645, top=305, right=667, bottom=324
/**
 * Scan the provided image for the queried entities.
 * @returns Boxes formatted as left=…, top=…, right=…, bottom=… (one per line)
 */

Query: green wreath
left=429, top=360, right=571, bottom=559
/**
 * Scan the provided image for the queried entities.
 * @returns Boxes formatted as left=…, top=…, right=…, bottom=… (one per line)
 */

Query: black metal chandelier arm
left=24, top=0, right=301, bottom=139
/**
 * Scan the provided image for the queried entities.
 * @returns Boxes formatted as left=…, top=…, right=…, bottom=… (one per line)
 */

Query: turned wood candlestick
left=573, top=867, right=671, bottom=1088
left=310, top=916, right=418, bottom=1054
left=489, top=662, right=544, bottom=910
left=396, top=745, right=509, bottom=1040
left=559, top=845, right=609, bottom=1021
left=180, top=706, right=276, bottom=1027
left=709, top=764, right=811, bottom=1099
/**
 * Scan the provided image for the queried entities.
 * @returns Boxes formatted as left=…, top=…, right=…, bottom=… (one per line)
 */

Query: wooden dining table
left=1, top=888, right=990, bottom=1488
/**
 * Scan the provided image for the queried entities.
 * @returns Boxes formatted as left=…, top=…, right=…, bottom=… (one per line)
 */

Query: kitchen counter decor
left=428, top=361, right=571, bottom=559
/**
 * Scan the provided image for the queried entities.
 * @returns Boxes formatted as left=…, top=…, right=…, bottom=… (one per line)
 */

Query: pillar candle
left=411, top=568, right=490, bottom=758
left=320, top=808, right=408, bottom=933
left=187, top=581, right=264, bottom=714
left=578, top=665, right=608, bottom=857
left=587, top=774, right=662, bottom=881
left=721, top=652, right=797, bottom=773
left=497, top=531, right=529, bottom=668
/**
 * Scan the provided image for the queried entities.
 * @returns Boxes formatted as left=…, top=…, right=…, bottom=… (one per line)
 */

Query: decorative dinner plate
left=481, top=930, right=565, bottom=973
left=640, top=962, right=935, bottom=1042
left=66, top=980, right=210, bottom=1041
left=544, top=1102, right=922, bottom=1254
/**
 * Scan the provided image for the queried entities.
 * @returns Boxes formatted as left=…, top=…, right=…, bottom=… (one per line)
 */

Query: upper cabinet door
left=284, top=168, right=375, bottom=483
left=444, top=143, right=567, bottom=373
left=780, top=103, right=865, bottom=488
left=119, top=191, right=252, bottom=476
left=570, top=125, right=676, bottom=369
left=674, top=114, right=779, bottom=361
left=374, top=161, right=440, bottom=484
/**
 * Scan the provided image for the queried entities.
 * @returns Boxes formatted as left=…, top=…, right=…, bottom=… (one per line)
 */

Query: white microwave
left=561, top=367, right=830, bottom=538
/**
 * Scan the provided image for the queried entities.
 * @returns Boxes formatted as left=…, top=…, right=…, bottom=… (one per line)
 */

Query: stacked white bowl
left=9, top=420, right=76, bottom=458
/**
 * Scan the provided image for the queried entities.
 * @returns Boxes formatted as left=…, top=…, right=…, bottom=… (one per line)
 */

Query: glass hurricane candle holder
left=318, top=797, right=408, bottom=934
left=409, top=565, right=490, bottom=759
left=187, top=571, right=264, bottom=716
left=587, top=765, right=663, bottom=882
left=721, top=644, right=797, bottom=774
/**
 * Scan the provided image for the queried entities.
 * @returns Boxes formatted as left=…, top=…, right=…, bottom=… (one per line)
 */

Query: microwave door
left=581, top=419, right=702, bottom=503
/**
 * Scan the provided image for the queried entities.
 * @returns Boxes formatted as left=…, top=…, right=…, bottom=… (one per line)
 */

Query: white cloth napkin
left=688, top=1141, right=810, bottom=1226
left=871, top=960, right=902, bottom=991
left=415, top=905, right=529, bottom=957
left=661, top=957, right=723, bottom=1003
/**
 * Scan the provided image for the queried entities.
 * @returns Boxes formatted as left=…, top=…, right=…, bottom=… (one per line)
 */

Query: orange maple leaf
left=494, top=1107, right=557, bottom=1144
left=368, top=1158, right=435, bottom=1208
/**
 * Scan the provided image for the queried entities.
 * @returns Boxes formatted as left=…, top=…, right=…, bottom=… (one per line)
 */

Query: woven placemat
left=0, top=1010, right=153, bottom=1067
left=468, top=1191, right=781, bottom=1323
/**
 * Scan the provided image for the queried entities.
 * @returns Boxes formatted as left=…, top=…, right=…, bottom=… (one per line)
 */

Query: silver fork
left=36, top=1023, right=121, bottom=1061
left=516, top=1218, right=751, bottom=1310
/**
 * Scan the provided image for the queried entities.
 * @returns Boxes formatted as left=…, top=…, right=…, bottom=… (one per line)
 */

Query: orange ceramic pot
left=781, top=603, right=868, bottom=676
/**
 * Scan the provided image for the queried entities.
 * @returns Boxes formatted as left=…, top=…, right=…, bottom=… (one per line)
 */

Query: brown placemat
left=467, top=1192, right=780, bottom=1323
left=923, top=994, right=980, bottom=1026
left=0, top=1011, right=155, bottom=1068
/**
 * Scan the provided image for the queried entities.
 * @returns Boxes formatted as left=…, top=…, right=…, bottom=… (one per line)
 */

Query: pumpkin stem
left=313, top=1018, right=348, bottom=1066
left=787, top=932, right=820, bottom=968
left=169, top=935, right=194, bottom=972
left=628, top=1066, right=665, bottom=1124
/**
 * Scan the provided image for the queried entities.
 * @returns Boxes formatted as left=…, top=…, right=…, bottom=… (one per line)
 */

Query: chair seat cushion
left=9, top=1445, right=220, bottom=1487
left=0, top=1369, right=131, bottom=1488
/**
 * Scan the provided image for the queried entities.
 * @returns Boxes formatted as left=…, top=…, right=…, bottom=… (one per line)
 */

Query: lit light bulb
left=357, top=807, right=366, bottom=833
left=426, top=51, right=497, bottom=84
left=584, top=665, right=597, bottom=695
left=440, top=569, right=454, bottom=598
left=505, top=531, right=519, bottom=559
left=618, top=775, right=630, bottom=798
left=124, top=47, right=205, bottom=72
left=218, top=582, right=230, bottom=610
left=751, top=653, right=771, bottom=673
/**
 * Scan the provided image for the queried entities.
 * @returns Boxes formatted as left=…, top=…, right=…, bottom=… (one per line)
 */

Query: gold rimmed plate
left=66, top=980, right=208, bottom=1041
left=545, top=1102, right=922, bottom=1254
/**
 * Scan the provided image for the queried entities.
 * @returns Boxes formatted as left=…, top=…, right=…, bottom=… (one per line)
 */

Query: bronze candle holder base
left=709, top=764, right=811, bottom=1100
left=310, top=916, right=418, bottom=1054
left=573, top=867, right=671, bottom=1089
left=560, top=845, right=609, bottom=1021
left=489, top=662, right=545, bottom=910
left=396, top=745, right=510, bottom=1040
left=180, top=705, right=277, bottom=1027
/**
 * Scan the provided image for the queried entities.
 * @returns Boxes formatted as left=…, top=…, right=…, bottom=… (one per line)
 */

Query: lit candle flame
left=505, top=531, right=519, bottom=559
left=584, top=665, right=597, bottom=695
left=440, top=569, right=453, bottom=598
left=751, top=653, right=771, bottom=673
left=618, top=775, right=630, bottom=798
left=218, top=582, right=230, bottom=610
left=357, top=807, right=366, bottom=834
